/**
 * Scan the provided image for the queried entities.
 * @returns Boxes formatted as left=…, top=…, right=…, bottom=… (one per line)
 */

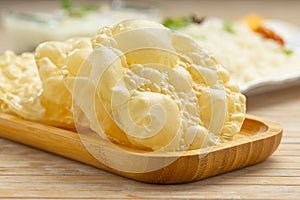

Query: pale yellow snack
left=68, top=19, right=246, bottom=152
left=0, top=51, right=44, bottom=119
left=35, top=37, right=93, bottom=128
left=0, top=20, right=246, bottom=152
left=0, top=38, right=92, bottom=129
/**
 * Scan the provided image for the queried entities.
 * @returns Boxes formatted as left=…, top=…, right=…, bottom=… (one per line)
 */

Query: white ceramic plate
left=240, top=72, right=300, bottom=95
left=240, top=20, right=300, bottom=96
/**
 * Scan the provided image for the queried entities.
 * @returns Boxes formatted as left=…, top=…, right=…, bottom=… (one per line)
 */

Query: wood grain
left=0, top=112, right=282, bottom=184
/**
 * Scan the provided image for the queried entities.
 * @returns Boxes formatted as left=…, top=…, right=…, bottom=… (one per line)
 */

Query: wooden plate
left=0, top=112, right=282, bottom=184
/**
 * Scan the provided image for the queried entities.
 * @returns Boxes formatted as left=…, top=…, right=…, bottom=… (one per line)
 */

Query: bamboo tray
left=0, top=112, right=282, bottom=184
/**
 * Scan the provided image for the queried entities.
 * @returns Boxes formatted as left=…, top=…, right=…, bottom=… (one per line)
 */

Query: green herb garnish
left=283, top=49, right=294, bottom=55
left=163, top=17, right=193, bottom=30
left=61, top=0, right=100, bottom=17
left=223, top=21, right=235, bottom=34
left=80, top=5, right=100, bottom=12
left=62, top=0, right=73, bottom=12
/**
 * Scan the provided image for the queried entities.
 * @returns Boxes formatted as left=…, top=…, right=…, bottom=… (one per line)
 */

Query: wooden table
left=0, top=0, right=300, bottom=199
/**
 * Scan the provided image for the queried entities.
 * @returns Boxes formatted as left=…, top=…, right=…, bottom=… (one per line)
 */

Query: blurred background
left=0, top=0, right=299, bottom=53
left=0, top=0, right=299, bottom=21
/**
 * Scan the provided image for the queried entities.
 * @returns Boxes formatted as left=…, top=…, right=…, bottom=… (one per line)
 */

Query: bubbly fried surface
left=69, top=20, right=246, bottom=151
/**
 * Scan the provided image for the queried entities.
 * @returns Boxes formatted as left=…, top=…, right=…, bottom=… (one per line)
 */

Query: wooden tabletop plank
left=0, top=186, right=299, bottom=199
